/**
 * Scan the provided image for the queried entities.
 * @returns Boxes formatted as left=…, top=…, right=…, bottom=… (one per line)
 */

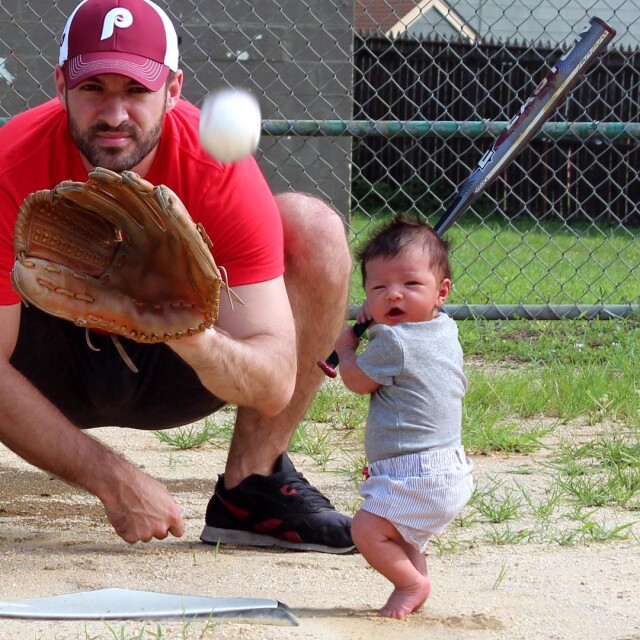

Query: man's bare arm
left=167, top=276, right=297, bottom=416
left=0, top=303, right=185, bottom=543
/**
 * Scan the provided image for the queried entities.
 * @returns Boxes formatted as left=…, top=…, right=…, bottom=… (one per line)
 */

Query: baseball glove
left=12, top=168, right=228, bottom=343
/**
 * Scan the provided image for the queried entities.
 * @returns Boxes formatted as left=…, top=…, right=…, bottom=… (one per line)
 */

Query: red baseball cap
left=59, top=0, right=179, bottom=91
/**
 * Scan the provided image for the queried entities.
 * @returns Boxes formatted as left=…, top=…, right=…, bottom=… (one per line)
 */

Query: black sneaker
left=200, top=454, right=355, bottom=554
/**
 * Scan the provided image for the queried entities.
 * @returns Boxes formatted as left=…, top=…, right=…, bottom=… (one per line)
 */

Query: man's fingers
left=103, top=470, right=184, bottom=543
left=169, top=517, right=186, bottom=538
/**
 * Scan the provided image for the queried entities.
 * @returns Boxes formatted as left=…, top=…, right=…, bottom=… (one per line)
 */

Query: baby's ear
left=437, top=278, right=451, bottom=307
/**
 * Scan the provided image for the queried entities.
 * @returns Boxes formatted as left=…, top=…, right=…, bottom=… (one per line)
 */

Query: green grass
left=347, top=211, right=640, bottom=306
left=462, top=318, right=640, bottom=424
left=470, top=482, right=524, bottom=523
left=48, top=617, right=218, bottom=640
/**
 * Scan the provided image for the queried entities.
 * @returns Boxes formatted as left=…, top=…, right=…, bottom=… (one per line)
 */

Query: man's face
left=61, top=73, right=172, bottom=172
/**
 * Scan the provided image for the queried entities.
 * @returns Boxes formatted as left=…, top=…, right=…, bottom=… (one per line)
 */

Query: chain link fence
left=1, top=1, right=639, bottom=318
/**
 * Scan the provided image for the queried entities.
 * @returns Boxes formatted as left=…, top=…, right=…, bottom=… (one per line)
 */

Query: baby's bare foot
left=378, top=576, right=431, bottom=620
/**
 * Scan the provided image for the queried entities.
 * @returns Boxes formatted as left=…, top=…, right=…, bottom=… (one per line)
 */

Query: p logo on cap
left=101, top=8, right=134, bottom=40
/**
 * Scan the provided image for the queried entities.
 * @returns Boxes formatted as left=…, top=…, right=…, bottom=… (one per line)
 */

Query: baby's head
left=357, top=215, right=452, bottom=326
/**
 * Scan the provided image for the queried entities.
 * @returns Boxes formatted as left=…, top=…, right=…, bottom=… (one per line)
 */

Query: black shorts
left=10, top=305, right=226, bottom=430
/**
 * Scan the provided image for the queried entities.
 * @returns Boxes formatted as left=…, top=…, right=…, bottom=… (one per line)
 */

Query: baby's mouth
left=388, top=307, right=403, bottom=317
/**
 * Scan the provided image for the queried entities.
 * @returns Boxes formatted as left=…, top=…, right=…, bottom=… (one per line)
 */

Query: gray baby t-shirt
left=356, top=313, right=467, bottom=463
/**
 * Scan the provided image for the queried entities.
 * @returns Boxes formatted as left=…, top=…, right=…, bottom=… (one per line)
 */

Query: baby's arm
left=333, top=326, right=381, bottom=394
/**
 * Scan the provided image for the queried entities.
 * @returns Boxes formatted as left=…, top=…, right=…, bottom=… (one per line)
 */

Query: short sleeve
left=356, top=324, right=404, bottom=385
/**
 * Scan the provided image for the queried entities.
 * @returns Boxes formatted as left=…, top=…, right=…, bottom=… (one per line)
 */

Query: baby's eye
left=405, top=280, right=421, bottom=286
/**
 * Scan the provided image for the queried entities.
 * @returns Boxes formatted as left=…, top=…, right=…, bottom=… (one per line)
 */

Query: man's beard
left=68, top=116, right=163, bottom=173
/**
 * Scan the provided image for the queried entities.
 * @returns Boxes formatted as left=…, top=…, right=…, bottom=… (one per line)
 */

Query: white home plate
left=0, top=588, right=298, bottom=626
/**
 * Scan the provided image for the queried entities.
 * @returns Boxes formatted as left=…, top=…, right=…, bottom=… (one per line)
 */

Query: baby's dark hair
left=357, top=214, right=452, bottom=287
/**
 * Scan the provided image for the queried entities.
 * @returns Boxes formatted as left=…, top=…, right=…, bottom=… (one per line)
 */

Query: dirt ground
left=0, top=424, right=638, bottom=640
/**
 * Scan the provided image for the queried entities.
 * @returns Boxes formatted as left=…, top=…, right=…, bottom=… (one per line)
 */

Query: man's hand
left=100, top=464, right=185, bottom=544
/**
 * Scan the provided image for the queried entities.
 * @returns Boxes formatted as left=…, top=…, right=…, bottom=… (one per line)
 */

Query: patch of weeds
left=606, top=467, right=640, bottom=508
left=166, top=452, right=187, bottom=468
left=555, top=474, right=612, bottom=507
left=469, top=483, right=523, bottom=523
left=87, top=615, right=217, bottom=640
left=153, top=418, right=230, bottom=450
left=589, top=437, right=640, bottom=469
left=551, top=444, right=592, bottom=475
left=550, top=527, right=582, bottom=546
left=462, top=421, right=553, bottom=453
left=336, top=452, right=369, bottom=485
left=518, top=481, right=565, bottom=520
left=191, top=541, right=221, bottom=566
left=430, top=535, right=477, bottom=555
left=306, top=382, right=368, bottom=430
left=552, top=437, right=640, bottom=509
left=288, top=423, right=335, bottom=467
left=568, top=512, right=637, bottom=543
left=102, top=622, right=164, bottom=639
left=451, top=509, right=478, bottom=528
left=483, top=525, right=532, bottom=545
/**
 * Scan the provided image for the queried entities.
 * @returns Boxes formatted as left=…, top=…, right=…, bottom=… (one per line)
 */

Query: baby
left=334, top=214, right=474, bottom=619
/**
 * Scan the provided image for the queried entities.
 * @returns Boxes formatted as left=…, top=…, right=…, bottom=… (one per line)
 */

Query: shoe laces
left=283, top=472, right=335, bottom=510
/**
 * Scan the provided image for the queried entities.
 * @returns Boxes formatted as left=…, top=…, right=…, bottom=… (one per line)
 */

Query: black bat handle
left=317, top=319, right=371, bottom=378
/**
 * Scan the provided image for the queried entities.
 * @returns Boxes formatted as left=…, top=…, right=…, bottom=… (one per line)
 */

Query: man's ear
left=54, top=66, right=67, bottom=109
left=165, top=70, right=184, bottom=112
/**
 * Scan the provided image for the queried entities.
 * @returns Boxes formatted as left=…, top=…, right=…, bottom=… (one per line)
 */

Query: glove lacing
left=85, top=329, right=139, bottom=373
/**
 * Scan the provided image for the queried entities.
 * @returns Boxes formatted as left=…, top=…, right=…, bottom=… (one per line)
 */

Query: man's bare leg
left=225, top=193, right=351, bottom=485
left=199, top=193, right=353, bottom=552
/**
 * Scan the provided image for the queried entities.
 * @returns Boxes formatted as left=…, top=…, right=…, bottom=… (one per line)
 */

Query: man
left=0, top=0, right=354, bottom=553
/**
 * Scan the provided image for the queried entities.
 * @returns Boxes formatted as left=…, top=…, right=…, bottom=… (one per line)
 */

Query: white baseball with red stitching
left=199, top=88, right=261, bottom=164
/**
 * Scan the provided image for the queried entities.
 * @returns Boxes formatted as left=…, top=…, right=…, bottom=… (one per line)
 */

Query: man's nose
left=98, top=97, right=129, bottom=127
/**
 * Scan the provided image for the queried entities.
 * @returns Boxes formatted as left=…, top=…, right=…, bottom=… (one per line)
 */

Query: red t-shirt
left=0, top=98, right=284, bottom=305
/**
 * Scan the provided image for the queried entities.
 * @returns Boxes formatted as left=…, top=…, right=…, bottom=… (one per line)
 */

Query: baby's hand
left=334, top=325, right=361, bottom=355
left=356, top=301, right=373, bottom=325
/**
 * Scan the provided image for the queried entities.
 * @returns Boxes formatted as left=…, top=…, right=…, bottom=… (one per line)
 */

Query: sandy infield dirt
left=0, top=415, right=638, bottom=640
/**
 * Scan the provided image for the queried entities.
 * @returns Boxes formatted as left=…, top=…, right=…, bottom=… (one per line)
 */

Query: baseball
left=199, top=88, right=262, bottom=163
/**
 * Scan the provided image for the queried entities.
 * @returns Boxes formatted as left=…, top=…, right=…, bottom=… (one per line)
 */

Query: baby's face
left=364, top=243, right=450, bottom=326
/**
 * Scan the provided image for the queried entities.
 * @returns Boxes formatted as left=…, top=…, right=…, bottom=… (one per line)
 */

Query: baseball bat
left=318, top=16, right=615, bottom=378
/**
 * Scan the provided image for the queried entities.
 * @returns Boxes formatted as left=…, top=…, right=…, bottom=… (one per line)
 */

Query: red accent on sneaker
left=216, top=493, right=250, bottom=519
left=254, top=518, right=283, bottom=534
left=283, top=531, right=303, bottom=543
left=280, top=485, right=297, bottom=496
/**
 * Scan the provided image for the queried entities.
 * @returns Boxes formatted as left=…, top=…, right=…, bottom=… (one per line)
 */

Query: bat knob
left=317, top=360, right=337, bottom=378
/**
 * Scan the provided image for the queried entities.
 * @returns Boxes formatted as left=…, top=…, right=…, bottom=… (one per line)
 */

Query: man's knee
left=274, top=191, right=344, bottom=221
left=274, top=192, right=350, bottom=271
